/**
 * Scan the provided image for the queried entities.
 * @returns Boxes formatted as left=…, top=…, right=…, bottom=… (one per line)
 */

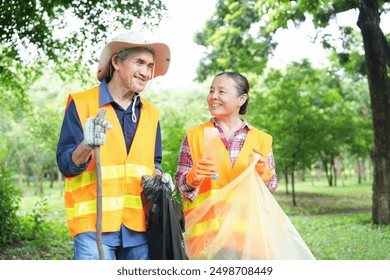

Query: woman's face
left=207, top=75, right=247, bottom=118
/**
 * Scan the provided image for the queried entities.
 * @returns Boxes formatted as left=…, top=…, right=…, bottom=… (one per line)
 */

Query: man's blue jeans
left=73, top=232, right=149, bottom=260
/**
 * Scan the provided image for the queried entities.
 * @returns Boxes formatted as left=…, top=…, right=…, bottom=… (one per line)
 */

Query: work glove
left=253, top=148, right=273, bottom=183
left=186, top=158, right=217, bottom=188
left=83, top=109, right=113, bottom=149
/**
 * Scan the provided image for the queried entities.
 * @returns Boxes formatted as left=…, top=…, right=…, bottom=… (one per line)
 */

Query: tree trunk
left=291, top=160, right=296, bottom=207
left=283, top=169, right=289, bottom=195
left=331, top=155, right=337, bottom=187
left=322, top=159, right=333, bottom=187
left=361, top=158, right=366, bottom=181
left=358, top=0, right=390, bottom=225
left=291, top=171, right=296, bottom=207
left=34, top=164, right=43, bottom=196
left=58, top=170, right=63, bottom=196
left=356, top=159, right=362, bottom=184
left=18, top=157, right=26, bottom=191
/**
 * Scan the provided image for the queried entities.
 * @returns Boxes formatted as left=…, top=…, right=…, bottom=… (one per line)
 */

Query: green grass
left=273, top=176, right=389, bottom=260
left=291, top=213, right=390, bottom=260
left=0, top=176, right=389, bottom=260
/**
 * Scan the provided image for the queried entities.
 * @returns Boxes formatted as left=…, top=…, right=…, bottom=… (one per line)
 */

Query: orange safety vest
left=63, top=86, right=159, bottom=238
left=183, top=120, right=272, bottom=257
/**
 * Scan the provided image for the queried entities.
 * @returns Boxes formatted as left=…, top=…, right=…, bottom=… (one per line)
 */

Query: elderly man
left=57, top=31, right=170, bottom=260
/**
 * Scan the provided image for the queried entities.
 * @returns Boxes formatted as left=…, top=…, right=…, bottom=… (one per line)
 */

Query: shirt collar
left=210, top=117, right=252, bottom=130
left=99, top=79, right=142, bottom=108
left=99, top=79, right=114, bottom=107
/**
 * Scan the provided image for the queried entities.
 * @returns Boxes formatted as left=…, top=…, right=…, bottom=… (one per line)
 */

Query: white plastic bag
left=184, top=153, right=315, bottom=260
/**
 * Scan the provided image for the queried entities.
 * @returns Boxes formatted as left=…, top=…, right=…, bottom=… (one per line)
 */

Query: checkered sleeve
left=266, top=147, right=278, bottom=193
left=174, top=135, right=200, bottom=202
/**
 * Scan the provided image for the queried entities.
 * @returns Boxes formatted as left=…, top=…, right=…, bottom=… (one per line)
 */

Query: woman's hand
left=186, top=158, right=217, bottom=187
left=253, top=148, right=273, bottom=183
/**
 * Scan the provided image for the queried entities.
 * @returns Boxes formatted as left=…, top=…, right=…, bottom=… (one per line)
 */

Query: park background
left=0, top=0, right=389, bottom=260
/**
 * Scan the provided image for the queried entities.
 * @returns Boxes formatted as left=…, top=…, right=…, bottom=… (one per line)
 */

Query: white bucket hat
left=96, top=31, right=171, bottom=82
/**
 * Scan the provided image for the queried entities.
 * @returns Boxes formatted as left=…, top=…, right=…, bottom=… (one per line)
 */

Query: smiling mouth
left=211, top=104, right=222, bottom=108
left=135, top=76, right=147, bottom=82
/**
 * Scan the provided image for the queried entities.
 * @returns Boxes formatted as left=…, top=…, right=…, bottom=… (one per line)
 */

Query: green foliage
left=326, top=27, right=367, bottom=76
left=0, top=180, right=72, bottom=259
left=0, top=0, right=167, bottom=63
left=29, top=197, right=49, bottom=238
left=0, top=0, right=167, bottom=112
left=195, top=0, right=388, bottom=82
left=194, top=0, right=277, bottom=82
left=251, top=60, right=370, bottom=175
left=0, top=48, right=39, bottom=112
left=160, top=107, right=186, bottom=175
left=0, top=168, right=22, bottom=246
left=2, top=68, right=93, bottom=195
left=1, top=218, right=73, bottom=260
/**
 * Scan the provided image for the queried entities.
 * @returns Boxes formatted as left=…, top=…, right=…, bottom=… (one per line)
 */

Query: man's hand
left=253, top=148, right=273, bottom=183
left=153, top=168, right=162, bottom=177
left=83, top=109, right=113, bottom=149
left=186, top=158, right=217, bottom=187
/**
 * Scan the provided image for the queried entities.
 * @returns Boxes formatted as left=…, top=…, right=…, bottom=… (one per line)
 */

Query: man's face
left=115, top=50, right=155, bottom=93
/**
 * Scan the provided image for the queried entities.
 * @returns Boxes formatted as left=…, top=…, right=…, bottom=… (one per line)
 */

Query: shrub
left=0, top=168, right=22, bottom=246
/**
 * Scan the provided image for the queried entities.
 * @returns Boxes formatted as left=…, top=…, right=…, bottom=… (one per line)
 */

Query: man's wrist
left=83, top=140, right=95, bottom=149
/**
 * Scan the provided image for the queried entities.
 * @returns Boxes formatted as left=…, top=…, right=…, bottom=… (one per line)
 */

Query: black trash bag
left=141, top=173, right=188, bottom=260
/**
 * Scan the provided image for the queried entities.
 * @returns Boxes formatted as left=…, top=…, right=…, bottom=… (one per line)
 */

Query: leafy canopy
left=0, top=0, right=167, bottom=63
left=194, top=0, right=389, bottom=81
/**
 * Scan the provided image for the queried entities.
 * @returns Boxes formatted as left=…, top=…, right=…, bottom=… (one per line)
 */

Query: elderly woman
left=174, top=71, right=278, bottom=259
left=57, top=31, right=170, bottom=260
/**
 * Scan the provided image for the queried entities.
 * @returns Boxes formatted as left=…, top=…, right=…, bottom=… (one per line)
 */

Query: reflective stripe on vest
left=66, top=195, right=143, bottom=220
left=65, top=164, right=152, bottom=192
